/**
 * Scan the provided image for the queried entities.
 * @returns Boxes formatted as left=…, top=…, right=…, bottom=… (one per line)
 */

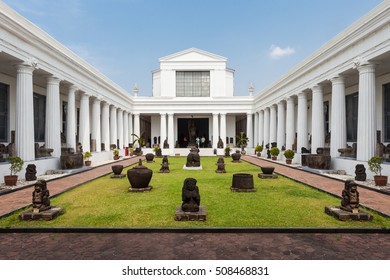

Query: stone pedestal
left=258, top=173, right=278, bottom=179
left=325, top=206, right=373, bottom=221
left=111, top=174, right=126, bottom=178
left=174, top=206, right=207, bottom=221
left=183, top=165, right=203, bottom=170
left=307, top=154, right=331, bottom=170
left=19, top=206, right=63, bottom=221
left=128, top=186, right=152, bottom=192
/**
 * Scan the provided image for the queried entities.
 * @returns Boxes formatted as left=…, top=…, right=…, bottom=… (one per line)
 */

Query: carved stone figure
left=341, top=180, right=360, bottom=212
left=215, top=157, right=226, bottom=173
left=159, top=155, right=170, bottom=173
left=188, top=120, right=197, bottom=144
left=217, top=137, right=224, bottom=149
left=181, top=178, right=200, bottom=212
left=32, top=180, right=51, bottom=212
left=163, top=138, right=169, bottom=149
left=355, top=164, right=367, bottom=181
left=186, top=147, right=201, bottom=167
left=25, top=164, right=37, bottom=181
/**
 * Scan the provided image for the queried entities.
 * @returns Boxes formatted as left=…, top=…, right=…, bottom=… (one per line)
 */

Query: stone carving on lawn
left=159, top=156, right=170, bottom=173
left=215, top=157, right=226, bottom=173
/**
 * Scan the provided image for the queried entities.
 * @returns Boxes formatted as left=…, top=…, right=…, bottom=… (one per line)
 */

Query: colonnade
left=251, top=62, right=377, bottom=162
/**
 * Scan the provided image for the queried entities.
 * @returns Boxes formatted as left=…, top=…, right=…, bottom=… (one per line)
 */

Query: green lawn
left=1, top=156, right=389, bottom=228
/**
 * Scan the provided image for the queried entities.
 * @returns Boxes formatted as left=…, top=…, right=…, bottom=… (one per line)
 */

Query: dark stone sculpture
left=355, top=164, right=367, bottom=181
left=159, top=156, right=170, bottom=173
left=181, top=178, right=200, bottom=212
left=338, top=143, right=357, bottom=158
left=60, top=147, right=83, bottom=170
left=111, top=165, right=125, bottom=178
left=32, top=180, right=51, bottom=212
left=163, top=138, right=169, bottom=149
left=215, top=157, right=226, bottom=173
left=341, top=180, right=360, bottom=213
left=217, top=137, right=224, bottom=149
left=231, top=173, right=256, bottom=192
left=127, top=159, right=153, bottom=191
left=25, top=164, right=37, bottom=181
left=145, top=153, right=155, bottom=162
left=231, top=151, right=241, bottom=162
left=186, top=147, right=201, bottom=167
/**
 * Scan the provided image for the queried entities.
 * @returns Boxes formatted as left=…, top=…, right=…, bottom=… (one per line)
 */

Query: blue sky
left=2, top=0, right=384, bottom=96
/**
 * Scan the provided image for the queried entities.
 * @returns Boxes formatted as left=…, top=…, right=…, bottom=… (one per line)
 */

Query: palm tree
left=131, top=133, right=145, bottom=149
left=236, top=132, right=249, bottom=153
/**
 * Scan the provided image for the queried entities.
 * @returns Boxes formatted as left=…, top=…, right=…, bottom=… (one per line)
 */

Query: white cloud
left=269, top=44, right=295, bottom=59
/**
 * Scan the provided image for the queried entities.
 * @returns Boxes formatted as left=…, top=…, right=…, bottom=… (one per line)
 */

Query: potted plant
left=255, top=145, right=263, bottom=157
left=153, top=145, right=162, bottom=157
left=283, top=149, right=295, bottom=164
left=83, top=151, right=92, bottom=166
left=113, top=149, right=120, bottom=160
left=4, top=156, right=24, bottom=186
left=131, top=133, right=145, bottom=155
left=236, top=132, right=249, bottom=155
left=224, top=146, right=231, bottom=157
left=270, top=147, right=280, bottom=160
left=368, top=156, right=388, bottom=186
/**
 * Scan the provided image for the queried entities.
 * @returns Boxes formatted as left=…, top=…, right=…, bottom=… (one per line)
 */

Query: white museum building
left=1, top=1, right=390, bottom=182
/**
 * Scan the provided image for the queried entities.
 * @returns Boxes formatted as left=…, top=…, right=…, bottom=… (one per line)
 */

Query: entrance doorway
left=177, top=118, right=209, bottom=148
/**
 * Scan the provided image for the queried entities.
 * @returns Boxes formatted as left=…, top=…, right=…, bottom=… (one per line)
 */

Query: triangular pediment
left=159, top=48, right=227, bottom=62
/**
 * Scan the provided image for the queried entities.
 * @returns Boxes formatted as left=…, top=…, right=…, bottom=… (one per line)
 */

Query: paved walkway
left=0, top=155, right=390, bottom=260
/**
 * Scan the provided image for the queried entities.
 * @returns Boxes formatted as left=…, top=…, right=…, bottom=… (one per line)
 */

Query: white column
left=297, top=92, right=308, bottom=153
left=330, top=76, right=347, bottom=158
left=212, top=113, right=219, bottom=149
left=15, top=64, right=35, bottom=161
left=258, top=110, right=264, bottom=146
left=117, top=108, right=124, bottom=149
left=357, top=63, right=376, bottom=161
left=286, top=96, right=295, bottom=151
left=263, top=107, right=270, bottom=155
left=277, top=101, right=286, bottom=151
left=45, top=76, right=61, bottom=158
left=66, top=85, right=77, bottom=151
left=168, top=113, right=174, bottom=149
left=79, top=93, right=90, bottom=152
left=110, top=106, right=117, bottom=147
left=220, top=113, right=227, bottom=147
left=101, top=102, right=110, bottom=151
left=91, top=98, right=101, bottom=152
left=133, top=113, right=140, bottom=147
left=160, top=113, right=167, bottom=146
left=269, top=105, right=277, bottom=144
left=311, top=85, right=325, bottom=154
left=246, top=113, right=253, bottom=148
left=254, top=112, right=259, bottom=146
left=128, top=113, right=133, bottom=144
left=123, top=111, right=129, bottom=148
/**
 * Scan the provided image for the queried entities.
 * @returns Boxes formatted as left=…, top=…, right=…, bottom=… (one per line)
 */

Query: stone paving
left=0, top=155, right=390, bottom=260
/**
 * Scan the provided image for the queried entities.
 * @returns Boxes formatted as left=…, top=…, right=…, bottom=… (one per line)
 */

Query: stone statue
left=181, top=178, right=200, bottom=212
left=217, top=137, right=223, bottom=149
left=25, top=164, right=37, bottom=181
left=188, top=120, right=196, bottom=144
left=159, top=155, right=170, bottom=173
left=32, top=180, right=51, bottom=212
left=355, top=164, right=366, bottom=181
left=163, top=138, right=169, bottom=149
left=341, top=180, right=360, bottom=212
left=186, top=147, right=201, bottom=167
left=215, top=157, right=226, bottom=173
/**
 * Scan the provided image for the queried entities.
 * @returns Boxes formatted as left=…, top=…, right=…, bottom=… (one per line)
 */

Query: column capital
left=167, top=112, right=174, bottom=117
left=357, top=62, right=376, bottom=74
left=46, top=76, right=61, bottom=85
left=68, top=84, right=78, bottom=92
left=277, top=100, right=285, bottom=106
left=297, top=91, right=307, bottom=99
left=285, top=95, right=295, bottom=103
left=330, top=75, right=346, bottom=84
left=15, top=63, right=35, bottom=74
left=311, top=84, right=323, bottom=93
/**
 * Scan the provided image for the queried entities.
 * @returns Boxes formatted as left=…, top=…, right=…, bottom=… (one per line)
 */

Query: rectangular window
left=33, top=93, right=46, bottom=142
left=384, top=83, right=390, bottom=142
left=346, top=92, right=358, bottom=142
left=176, top=71, right=210, bottom=97
left=0, top=83, right=8, bottom=142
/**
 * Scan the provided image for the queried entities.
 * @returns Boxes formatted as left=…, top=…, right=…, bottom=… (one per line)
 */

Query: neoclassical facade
left=1, top=1, right=390, bottom=181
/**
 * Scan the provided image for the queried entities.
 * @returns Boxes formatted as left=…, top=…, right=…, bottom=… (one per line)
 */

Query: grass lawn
left=1, top=157, right=390, bottom=228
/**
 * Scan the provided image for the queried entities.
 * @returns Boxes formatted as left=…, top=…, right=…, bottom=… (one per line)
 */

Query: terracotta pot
left=112, top=165, right=124, bottom=175
left=114, top=155, right=119, bottom=160
left=232, top=173, right=254, bottom=189
left=84, top=160, right=91, bottom=166
left=261, top=166, right=275, bottom=175
left=127, top=161, right=153, bottom=188
left=257, top=152, right=261, bottom=157
left=374, top=175, right=388, bottom=186
left=286, top=159, right=292, bottom=164
left=231, top=153, right=241, bottom=161
left=4, top=175, right=18, bottom=186
left=271, top=156, right=277, bottom=160
left=145, top=153, right=155, bottom=162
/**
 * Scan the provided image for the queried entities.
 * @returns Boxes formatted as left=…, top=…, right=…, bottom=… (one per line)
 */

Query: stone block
left=19, top=206, right=63, bottom=221
left=258, top=173, right=278, bottom=179
left=324, top=206, right=373, bottom=221
left=128, top=186, right=152, bottom=192
left=174, top=206, right=206, bottom=221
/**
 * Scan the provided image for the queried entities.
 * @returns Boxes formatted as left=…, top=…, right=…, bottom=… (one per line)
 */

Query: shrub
left=283, top=149, right=295, bottom=159
left=8, top=156, right=24, bottom=175
left=255, top=145, right=263, bottom=152
left=270, top=147, right=280, bottom=157
left=368, top=156, right=384, bottom=176
left=83, top=151, right=92, bottom=161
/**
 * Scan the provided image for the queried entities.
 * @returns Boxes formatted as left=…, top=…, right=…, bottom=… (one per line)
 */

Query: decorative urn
left=127, top=159, right=153, bottom=189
